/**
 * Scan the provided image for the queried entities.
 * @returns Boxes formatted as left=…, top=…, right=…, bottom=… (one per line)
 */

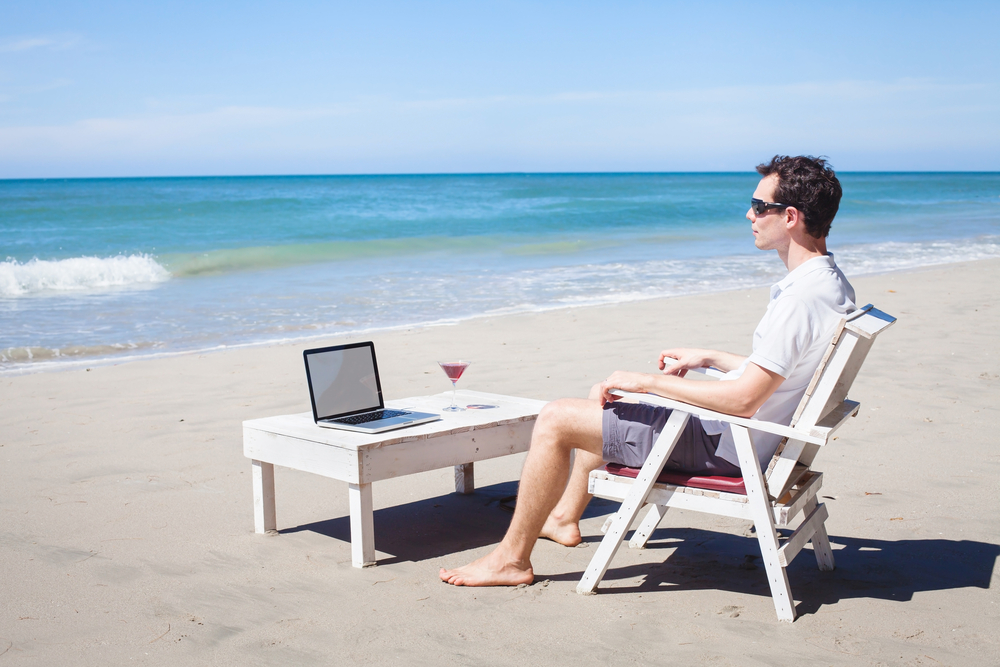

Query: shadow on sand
left=283, top=483, right=998, bottom=616
left=561, top=529, right=1000, bottom=617
left=281, top=481, right=616, bottom=563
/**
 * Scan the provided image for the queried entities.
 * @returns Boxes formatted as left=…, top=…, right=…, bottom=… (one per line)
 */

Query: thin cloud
left=0, top=34, right=84, bottom=53
left=0, top=104, right=359, bottom=157
left=399, top=79, right=995, bottom=110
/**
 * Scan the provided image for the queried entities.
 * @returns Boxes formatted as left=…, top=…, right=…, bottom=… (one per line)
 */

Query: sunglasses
left=751, top=198, right=790, bottom=216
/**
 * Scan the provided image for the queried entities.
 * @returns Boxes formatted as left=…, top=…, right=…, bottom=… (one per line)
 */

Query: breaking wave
left=0, top=255, right=171, bottom=297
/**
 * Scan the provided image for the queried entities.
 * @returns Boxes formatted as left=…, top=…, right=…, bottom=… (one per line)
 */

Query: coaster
left=465, top=404, right=499, bottom=410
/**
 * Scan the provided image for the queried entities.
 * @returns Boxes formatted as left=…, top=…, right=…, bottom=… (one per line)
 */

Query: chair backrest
left=765, top=304, right=896, bottom=499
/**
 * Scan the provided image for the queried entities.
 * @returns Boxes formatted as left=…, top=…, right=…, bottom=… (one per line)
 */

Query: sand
left=2, top=258, right=999, bottom=666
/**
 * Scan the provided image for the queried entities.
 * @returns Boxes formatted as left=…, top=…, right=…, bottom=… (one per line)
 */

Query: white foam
left=0, top=255, right=171, bottom=297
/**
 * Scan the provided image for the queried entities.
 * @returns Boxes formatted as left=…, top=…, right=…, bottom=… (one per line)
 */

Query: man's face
left=747, top=174, right=790, bottom=252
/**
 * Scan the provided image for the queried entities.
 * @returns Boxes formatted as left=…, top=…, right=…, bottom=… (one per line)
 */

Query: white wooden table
left=243, top=390, right=545, bottom=567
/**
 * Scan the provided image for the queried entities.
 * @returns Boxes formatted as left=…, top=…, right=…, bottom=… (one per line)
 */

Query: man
left=440, top=155, right=857, bottom=587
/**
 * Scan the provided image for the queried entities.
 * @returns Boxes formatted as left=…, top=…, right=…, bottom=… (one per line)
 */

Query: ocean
left=2, top=173, right=999, bottom=373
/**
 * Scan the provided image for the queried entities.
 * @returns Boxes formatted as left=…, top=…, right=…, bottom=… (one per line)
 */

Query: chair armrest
left=660, top=359, right=728, bottom=379
left=609, top=390, right=828, bottom=446
left=808, top=399, right=861, bottom=439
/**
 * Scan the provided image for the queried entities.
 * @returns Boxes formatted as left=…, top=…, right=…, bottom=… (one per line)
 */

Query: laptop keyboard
left=333, top=409, right=409, bottom=425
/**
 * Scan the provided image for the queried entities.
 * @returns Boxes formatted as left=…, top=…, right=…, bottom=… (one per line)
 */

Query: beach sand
left=2, top=259, right=998, bottom=665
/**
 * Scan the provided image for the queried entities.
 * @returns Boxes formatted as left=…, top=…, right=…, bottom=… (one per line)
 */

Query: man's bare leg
left=538, top=447, right=604, bottom=547
left=439, top=397, right=604, bottom=586
left=539, top=384, right=607, bottom=546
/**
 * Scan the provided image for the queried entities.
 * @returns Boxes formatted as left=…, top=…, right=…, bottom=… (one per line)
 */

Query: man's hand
left=597, top=371, right=651, bottom=406
left=658, top=348, right=711, bottom=377
left=659, top=348, right=748, bottom=375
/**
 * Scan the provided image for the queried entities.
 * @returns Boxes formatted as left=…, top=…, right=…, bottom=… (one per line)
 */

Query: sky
left=1, top=1, right=998, bottom=178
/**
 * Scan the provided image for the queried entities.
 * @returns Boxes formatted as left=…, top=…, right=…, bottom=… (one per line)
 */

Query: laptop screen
left=305, top=343, right=383, bottom=419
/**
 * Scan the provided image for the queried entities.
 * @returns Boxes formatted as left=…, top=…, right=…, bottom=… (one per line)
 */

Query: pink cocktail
left=437, top=361, right=470, bottom=411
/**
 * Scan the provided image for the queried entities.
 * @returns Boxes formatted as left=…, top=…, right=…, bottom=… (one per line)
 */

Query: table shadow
left=280, top=482, right=618, bottom=564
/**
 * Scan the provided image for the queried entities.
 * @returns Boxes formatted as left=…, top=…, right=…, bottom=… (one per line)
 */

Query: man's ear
left=784, top=206, right=804, bottom=232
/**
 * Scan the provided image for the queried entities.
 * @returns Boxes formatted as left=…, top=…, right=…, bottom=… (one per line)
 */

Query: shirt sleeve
left=747, top=293, right=813, bottom=379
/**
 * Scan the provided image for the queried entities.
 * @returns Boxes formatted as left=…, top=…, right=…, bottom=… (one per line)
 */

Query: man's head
left=754, top=156, right=842, bottom=239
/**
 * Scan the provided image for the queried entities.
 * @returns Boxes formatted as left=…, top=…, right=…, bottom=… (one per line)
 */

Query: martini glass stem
left=450, top=380, right=458, bottom=408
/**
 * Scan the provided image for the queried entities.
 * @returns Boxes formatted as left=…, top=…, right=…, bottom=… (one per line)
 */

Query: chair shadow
left=281, top=482, right=619, bottom=565
left=540, top=526, right=1000, bottom=617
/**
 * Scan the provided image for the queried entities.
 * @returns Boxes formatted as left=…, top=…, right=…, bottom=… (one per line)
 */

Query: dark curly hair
left=756, top=155, right=842, bottom=239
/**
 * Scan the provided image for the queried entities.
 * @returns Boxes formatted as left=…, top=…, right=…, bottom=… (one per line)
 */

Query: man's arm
left=598, top=363, right=785, bottom=419
left=658, top=348, right=747, bottom=376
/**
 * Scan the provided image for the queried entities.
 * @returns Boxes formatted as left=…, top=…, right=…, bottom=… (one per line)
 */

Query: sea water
left=2, top=173, right=999, bottom=373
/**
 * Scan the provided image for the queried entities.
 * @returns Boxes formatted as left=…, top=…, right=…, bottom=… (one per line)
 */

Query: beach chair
left=577, top=304, right=895, bottom=621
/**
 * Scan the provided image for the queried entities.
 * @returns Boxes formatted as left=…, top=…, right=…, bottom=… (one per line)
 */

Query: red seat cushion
left=604, top=463, right=746, bottom=495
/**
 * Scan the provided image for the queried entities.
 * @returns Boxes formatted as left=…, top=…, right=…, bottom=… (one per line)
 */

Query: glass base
left=441, top=405, right=465, bottom=412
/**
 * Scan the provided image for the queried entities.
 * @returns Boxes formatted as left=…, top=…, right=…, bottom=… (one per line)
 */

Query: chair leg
left=804, top=496, right=835, bottom=571
left=732, top=426, right=796, bottom=622
left=629, top=504, right=667, bottom=549
left=749, top=497, right=796, bottom=622
left=577, top=410, right=690, bottom=594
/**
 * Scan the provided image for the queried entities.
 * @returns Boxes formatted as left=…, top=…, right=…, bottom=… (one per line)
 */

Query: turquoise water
left=2, top=173, right=999, bottom=371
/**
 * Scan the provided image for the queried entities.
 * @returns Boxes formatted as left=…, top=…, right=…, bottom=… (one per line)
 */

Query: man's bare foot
left=539, top=513, right=582, bottom=547
left=439, top=549, right=534, bottom=587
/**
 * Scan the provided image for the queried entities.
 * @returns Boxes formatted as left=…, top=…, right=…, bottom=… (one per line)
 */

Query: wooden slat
left=591, top=468, right=822, bottom=528
left=792, top=333, right=862, bottom=429
left=773, top=471, right=823, bottom=526
left=845, top=306, right=896, bottom=338
left=777, top=502, right=829, bottom=567
left=609, top=390, right=828, bottom=445
left=731, top=425, right=796, bottom=622
left=590, top=470, right=751, bottom=504
left=629, top=504, right=668, bottom=549
left=806, top=399, right=861, bottom=440
left=846, top=303, right=875, bottom=321
left=766, top=440, right=808, bottom=501
left=245, top=427, right=362, bottom=483
left=360, top=420, right=534, bottom=483
left=590, top=473, right=752, bottom=520
left=770, top=463, right=810, bottom=508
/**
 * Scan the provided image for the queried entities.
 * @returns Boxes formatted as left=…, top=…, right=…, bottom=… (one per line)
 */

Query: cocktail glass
left=437, top=361, right=470, bottom=412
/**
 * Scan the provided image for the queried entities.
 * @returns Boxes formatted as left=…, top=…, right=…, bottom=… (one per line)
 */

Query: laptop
left=303, top=341, right=440, bottom=433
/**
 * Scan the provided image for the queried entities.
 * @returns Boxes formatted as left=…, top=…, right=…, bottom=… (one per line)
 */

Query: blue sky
left=1, top=1, right=998, bottom=177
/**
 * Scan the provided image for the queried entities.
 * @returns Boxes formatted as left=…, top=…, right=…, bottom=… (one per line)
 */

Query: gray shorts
left=602, top=401, right=741, bottom=477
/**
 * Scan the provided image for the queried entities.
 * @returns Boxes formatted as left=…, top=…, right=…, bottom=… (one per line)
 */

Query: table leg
left=349, top=482, right=376, bottom=567
left=252, top=460, right=276, bottom=534
left=454, top=463, right=475, bottom=494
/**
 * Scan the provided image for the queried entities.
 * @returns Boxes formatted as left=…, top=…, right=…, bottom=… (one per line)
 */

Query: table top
left=243, top=390, right=547, bottom=451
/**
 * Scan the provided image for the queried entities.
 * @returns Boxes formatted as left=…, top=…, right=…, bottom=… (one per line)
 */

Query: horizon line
left=4, top=169, right=1000, bottom=182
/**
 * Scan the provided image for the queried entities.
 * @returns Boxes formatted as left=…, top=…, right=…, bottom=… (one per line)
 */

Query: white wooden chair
left=577, top=304, right=896, bottom=621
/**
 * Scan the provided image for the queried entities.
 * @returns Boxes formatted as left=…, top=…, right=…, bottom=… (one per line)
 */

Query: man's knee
left=533, top=397, right=604, bottom=452
left=536, top=398, right=578, bottom=434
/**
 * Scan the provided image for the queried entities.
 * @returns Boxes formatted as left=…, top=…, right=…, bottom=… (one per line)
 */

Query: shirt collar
left=771, top=252, right=836, bottom=298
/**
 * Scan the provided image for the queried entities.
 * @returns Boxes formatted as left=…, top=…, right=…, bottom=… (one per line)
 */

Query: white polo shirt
left=702, top=253, right=857, bottom=470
